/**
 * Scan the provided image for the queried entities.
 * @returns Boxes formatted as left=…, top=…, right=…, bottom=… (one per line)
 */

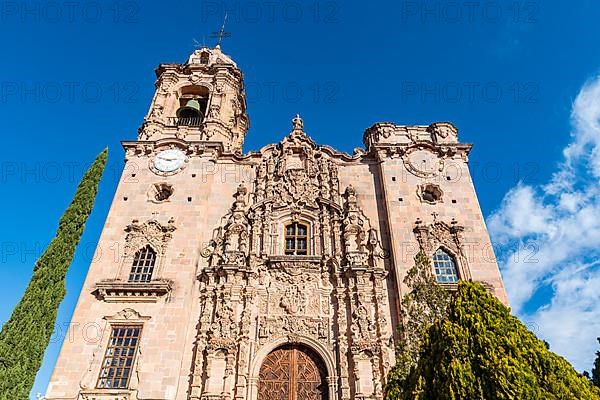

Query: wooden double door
left=258, top=344, right=328, bottom=400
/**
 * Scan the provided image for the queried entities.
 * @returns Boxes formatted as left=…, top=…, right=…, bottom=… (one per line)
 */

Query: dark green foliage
left=592, top=338, right=600, bottom=388
left=0, top=149, right=108, bottom=399
left=387, top=281, right=600, bottom=400
left=385, top=251, right=451, bottom=399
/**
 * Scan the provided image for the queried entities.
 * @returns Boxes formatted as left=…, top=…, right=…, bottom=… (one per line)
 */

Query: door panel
left=258, top=344, right=328, bottom=400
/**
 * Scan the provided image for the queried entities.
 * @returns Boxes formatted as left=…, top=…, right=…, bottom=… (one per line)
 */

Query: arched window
left=200, top=51, right=209, bottom=64
left=284, top=222, right=308, bottom=255
left=129, top=245, right=157, bottom=283
left=432, top=248, right=458, bottom=283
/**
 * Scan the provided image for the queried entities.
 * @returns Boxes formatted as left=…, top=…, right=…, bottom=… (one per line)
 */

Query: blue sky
left=0, top=1, right=599, bottom=397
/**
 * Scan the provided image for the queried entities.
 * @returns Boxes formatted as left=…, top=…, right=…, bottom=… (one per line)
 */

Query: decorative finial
left=292, top=114, right=304, bottom=131
left=210, top=13, right=231, bottom=48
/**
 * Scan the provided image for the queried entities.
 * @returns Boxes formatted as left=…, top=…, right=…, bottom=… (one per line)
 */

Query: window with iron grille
left=97, top=325, right=142, bottom=389
left=432, top=248, right=459, bottom=283
left=284, top=222, right=308, bottom=255
left=128, top=245, right=156, bottom=283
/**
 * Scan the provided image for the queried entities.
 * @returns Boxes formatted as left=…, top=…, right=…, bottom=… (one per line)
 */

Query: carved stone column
left=190, top=283, right=217, bottom=400
left=334, top=282, right=351, bottom=400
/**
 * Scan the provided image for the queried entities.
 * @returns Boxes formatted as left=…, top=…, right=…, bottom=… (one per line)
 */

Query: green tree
left=389, top=281, right=600, bottom=400
left=385, top=251, right=451, bottom=399
left=592, top=337, right=600, bottom=388
left=0, top=149, right=108, bottom=399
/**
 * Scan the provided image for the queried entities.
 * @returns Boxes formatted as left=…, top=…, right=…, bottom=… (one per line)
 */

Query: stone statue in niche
left=201, top=184, right=250, bottom=268
left=258, top=321, right=270, bottom=338
left=341, top=185, right=389, bottom=271
left=352, top=303, right=375, bottom=341
left=214, top=299, right=236, bottom=339
left=257, top=264, right=270, bottom=286
left=318, top=320, right=327, bottom=339
left=207, top=104, right=220, bottom=119
left=148, top=104, right=164, bottom=121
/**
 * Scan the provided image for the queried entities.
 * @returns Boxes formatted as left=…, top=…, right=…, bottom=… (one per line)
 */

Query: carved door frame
left=247, top=336, right=338, bottom=400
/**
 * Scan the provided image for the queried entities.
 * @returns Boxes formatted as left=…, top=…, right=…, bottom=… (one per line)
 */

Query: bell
left=176, top=99, right=203, bottom=119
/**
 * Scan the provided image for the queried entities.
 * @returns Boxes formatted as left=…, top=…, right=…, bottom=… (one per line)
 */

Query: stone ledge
left=94, top=280, right=172, bottom=303
left=77, top=389, right=133, bottom=400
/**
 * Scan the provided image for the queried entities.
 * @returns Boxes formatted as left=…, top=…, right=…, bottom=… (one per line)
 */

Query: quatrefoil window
left=418, top=183, right=443, bottom=204
left=150, top=183, right=174, bottom=203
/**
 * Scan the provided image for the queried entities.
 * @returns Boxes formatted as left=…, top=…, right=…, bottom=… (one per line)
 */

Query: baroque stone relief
left=413, top=216, right=471, bottom=280
left=342, top=185, right=388, bottom=272
left=252, top=115, right=340, bottom=211
left=193, top=117, right=394, bottom=400
left=267, top=266, right=321, bottom=318
left=123, top=217, right=176, bottom=257
left=201, top=183, right=250, bottom=269
left=363, top=121, right=459, bottom=148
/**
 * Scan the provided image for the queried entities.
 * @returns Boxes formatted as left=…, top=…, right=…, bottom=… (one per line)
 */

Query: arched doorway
left=258, top=344, right=329, bottom=400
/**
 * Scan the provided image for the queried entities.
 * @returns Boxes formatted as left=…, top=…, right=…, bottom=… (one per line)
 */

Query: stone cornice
left=371, top=141, right=473, bottom=162
left=94, top=279, right=173, bottom=303
left=122, top=139, right=225, bottom=159
left=363, top=121, right=463, bottom=150
left=123, top=124, right=472, bottom=165
left=155, top=62, right=242, bottom=79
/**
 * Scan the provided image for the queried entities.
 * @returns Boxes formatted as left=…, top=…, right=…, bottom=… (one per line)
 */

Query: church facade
left=45, top=47, right=507, bottom=400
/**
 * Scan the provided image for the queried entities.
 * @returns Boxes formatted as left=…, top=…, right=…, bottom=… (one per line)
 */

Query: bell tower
left=138, top=46, right=249, bottom=151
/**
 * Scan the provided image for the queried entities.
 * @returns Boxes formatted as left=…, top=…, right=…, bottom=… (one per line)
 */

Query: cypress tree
left=387, top=281, right=600, bottom=400
left=0, top=149, right=108, bottom=399
left=592, top=338, right=600, bottom=388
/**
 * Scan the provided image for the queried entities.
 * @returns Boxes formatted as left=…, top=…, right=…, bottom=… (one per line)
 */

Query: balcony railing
left=168, top=117, right=203, bottom=127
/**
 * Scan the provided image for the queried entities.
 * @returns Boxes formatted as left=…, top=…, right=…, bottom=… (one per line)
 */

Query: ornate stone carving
left=258, top=316, right=329, bottom=345
left=413, top=217, right=471, bottom=280
left=104, top=308, right=151, bottom=322
left=201, top=184, right=250, bottom=269
left=351, top=301, right=375, bottom=341
left=280, top=284, right=307, bottom=315
left=191, top=117, right=395, bottom=400
left=252, top=116, right=340, bottom=211
left=427, top=121, right=458, bottom=142
left=341, top=185, right=388, bottom=271
left=212, top=295, right=237, bottom=340
left=207, top=103, right=221, bottom=119
left=267, top=267, right=321, bottom=317
left=124, top=218, right=176, bottom=257
left=148, top=104, right=164, bottom=121
left=413, top=217, right=463, bottom=256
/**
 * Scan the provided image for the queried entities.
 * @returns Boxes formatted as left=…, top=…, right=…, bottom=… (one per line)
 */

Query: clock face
left=152, top=149, right=187, bottom=174
left=404, top=149, right=442, bottom=178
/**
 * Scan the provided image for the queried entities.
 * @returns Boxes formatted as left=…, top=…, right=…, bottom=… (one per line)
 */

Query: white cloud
left=487, top=75, right=600, bottom=372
